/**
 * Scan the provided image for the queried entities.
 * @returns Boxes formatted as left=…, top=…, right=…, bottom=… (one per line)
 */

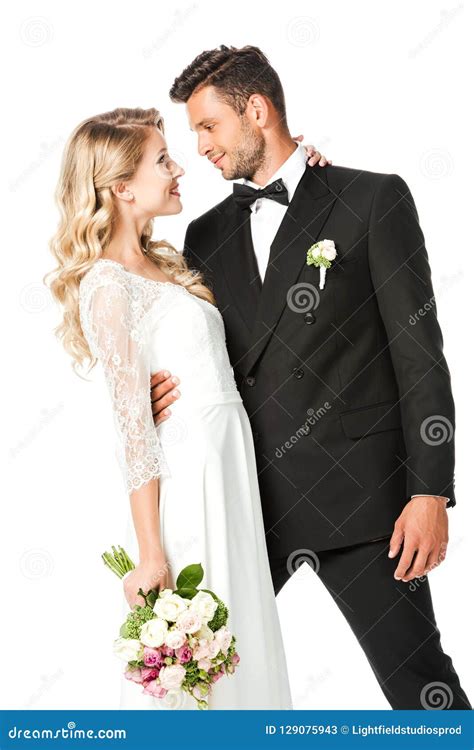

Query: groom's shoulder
left=321, top=163, right=411, bottom=198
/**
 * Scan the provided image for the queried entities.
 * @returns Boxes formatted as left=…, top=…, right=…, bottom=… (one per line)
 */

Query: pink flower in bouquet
left=124, top=667, right=142, bottom=683
left=141, top=667, right=160, bottom=682
left=214, top=626, right=232, bottom=654
left=208, top=639, right=221, bottom=658
left=143, top=646, right=164, bottom=668
left=232, top=653, right=240, bottom=665
left=211, top=667, right=225, bottom=683
left=143, top=680, right=167, bottom=699
left=161, top=645, right=175, bottom=657
left=176, top=645, right=193, bottom=663
left=193, top=639, right=210, bottom=660
left=176, top=609, right=202, bottom=634
left=159, top=664, right=186, bottom=690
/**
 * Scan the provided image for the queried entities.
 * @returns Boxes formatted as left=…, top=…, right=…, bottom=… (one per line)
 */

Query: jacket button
left=246, top=376, right=256, bottom=386
left=304, top=312, right=315, bottom=324
left=292, top=367, right=304, bottom=379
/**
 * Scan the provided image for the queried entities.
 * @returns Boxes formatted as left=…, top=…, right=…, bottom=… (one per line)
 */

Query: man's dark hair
left=169, top=45, right=287, bottom=126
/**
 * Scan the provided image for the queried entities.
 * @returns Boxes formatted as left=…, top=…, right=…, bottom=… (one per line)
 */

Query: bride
left=46, top=107, right=324, bottom=709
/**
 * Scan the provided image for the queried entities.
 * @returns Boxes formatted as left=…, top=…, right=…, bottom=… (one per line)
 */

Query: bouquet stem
left=102, top=545, right=136, bottom=579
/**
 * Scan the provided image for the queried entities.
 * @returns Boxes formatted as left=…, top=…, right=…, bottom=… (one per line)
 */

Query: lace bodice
left=79, top=259, right=238, bottom=495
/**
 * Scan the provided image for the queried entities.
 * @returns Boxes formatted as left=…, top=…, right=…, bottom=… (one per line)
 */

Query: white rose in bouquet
left=153, top=593, right=188, bottom=622
left=113, top=637, right=143, bottom=662
left=189, top=591, right=218, bottom=623
left=164, top=628, right=187, bottom=649
left=140, top=617, right=168, bottom=647
left=159, top=664, right=186, bottom=690
left=195, top=623, right=214, bottom=641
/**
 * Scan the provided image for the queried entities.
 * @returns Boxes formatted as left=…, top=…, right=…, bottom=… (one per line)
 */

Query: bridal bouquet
left=102, top=546, right=240, bottom=709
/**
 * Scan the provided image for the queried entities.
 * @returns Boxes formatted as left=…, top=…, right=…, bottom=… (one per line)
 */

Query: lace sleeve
left=79, top=270, right=170, bottom=494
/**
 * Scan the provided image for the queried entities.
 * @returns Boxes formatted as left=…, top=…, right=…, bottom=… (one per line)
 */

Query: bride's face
left=126, top=128, right=185, bottom=217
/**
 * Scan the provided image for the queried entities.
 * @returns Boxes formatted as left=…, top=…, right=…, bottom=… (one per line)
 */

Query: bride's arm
left=81, top=277, right=171, bottom=605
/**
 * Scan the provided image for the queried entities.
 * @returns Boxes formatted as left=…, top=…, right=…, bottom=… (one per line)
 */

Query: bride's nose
left=172, top=161, right=185, bottom=178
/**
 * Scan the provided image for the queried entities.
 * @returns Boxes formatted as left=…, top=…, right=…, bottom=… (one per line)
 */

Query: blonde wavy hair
left=44, top=106, right=216, bottom=377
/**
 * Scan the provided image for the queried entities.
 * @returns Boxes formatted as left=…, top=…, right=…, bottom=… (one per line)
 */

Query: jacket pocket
left=339, top=400, right=402, bottom=438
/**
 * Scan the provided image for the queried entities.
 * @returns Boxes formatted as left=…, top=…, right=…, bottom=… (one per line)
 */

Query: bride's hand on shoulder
left=123, top=553, right=171, bottom=609
left=292, top=134, right=332, bottom=167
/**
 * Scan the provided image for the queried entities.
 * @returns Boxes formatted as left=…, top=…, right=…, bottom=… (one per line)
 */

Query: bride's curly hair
left=44, top=106, right=215, bottom=377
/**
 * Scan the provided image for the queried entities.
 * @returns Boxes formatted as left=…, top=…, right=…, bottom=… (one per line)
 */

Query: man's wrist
left=411, top=494, right=449, bottom=504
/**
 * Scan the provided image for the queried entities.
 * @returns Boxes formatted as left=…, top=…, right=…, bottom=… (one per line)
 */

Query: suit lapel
left=241, top=165, right=337, bottom=376
left=220, top=205, right=262, bottom=333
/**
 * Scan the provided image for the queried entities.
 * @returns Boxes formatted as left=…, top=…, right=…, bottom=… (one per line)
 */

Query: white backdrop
left=2, top=0, right=472, bottom=710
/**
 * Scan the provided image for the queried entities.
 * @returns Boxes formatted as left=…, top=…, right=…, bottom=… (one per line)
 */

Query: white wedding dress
left=79, top=258, right=293, bottom=710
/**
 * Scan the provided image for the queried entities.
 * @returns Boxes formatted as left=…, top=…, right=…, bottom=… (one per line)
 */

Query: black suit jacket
left=183, top=164, right=455, bottom=556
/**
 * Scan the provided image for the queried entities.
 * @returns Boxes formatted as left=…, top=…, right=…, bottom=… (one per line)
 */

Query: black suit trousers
left=270, top=536, right=471, bottom=710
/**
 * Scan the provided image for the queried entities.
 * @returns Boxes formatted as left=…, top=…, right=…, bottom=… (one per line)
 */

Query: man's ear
left=111, top=181, right=134, bottom=202
left=246, top=94, right=269, bottom=128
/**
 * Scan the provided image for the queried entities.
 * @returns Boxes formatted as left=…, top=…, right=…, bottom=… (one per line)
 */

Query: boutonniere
left=306, top=239, right=337, bottom=290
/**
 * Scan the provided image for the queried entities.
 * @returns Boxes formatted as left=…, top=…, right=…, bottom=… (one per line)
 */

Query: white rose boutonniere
left=306, top=239, right=337, bottom=290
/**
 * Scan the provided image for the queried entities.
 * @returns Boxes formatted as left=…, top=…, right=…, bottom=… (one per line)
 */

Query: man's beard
left=224, top=118, right=267, bottom=181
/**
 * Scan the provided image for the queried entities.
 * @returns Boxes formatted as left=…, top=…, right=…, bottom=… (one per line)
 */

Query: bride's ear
left=112, top=181, right=134, bottom=202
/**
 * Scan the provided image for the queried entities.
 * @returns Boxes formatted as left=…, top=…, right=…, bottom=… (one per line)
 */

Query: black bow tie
left=233, top=178, right=289, bottom=209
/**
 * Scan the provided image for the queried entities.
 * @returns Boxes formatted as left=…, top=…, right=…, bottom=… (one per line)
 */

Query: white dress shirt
left=235, top=144, right=449, bottom=506
left=237, top=142, right=307, bottom=282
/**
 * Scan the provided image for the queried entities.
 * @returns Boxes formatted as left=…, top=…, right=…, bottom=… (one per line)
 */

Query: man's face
left=186, top=86, right=266, bottom=180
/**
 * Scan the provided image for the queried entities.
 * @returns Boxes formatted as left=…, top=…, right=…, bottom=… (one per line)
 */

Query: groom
left=151, top=45, right=470, bottom=709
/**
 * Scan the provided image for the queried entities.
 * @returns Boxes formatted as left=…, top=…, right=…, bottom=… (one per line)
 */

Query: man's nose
left=198, top=136, right=212, bottom=157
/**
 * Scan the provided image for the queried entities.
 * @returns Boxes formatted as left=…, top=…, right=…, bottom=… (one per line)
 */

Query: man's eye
left=205, top=124, right=214, bottom=131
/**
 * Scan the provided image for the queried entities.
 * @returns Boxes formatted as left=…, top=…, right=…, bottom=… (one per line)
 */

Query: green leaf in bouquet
left=176, top=563, right=204, bottom=590
left=146, top=588, right=159, bottom=608
left=174, top=587, right=198, bottom=600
